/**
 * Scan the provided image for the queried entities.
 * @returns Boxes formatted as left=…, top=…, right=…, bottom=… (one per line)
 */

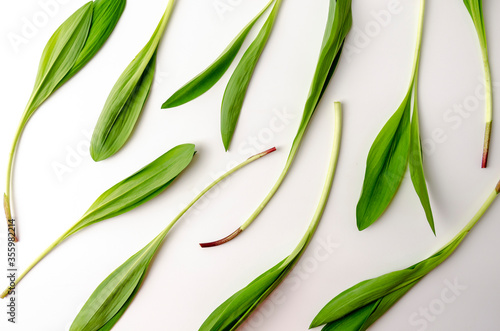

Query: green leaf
left=68, top=148, right=277, bottom=329
left=161, top=0, right=275, bottom=109
left=0, top=143, right=195, bottom=298
left=58, top=0, right=127, bottom=88
left=27, top=2, right=94, bottom=118
left=356, top=91, right=412, bottom=231
left=90, top=0, right=174, bottom=161
left=200, top=0, right=352, bottom=246
left=70, top=235, right=163, bottom=331
left=72, top=143, right=195, bottom=235
left=409, top=82, right=435, bottom=234
left=220, top=0, right=283, bottom=151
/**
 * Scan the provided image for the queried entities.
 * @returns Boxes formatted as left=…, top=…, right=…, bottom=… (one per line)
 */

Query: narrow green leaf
left=90, top=0, right=175, bottom=161
left=70, top=235, right=162, bottom=331
left=161, top=0, right=275, bottom=109
left=409, top=81, right=435, bottom=234
left=321, top=301, right=378, bottom=331
left=58, top=0, right=127, bottom=88
left=201, top=103, right=343, bottom=330
left=4, top=0, right=125, bottom=239
left=200, top=0, right=352, bottom=246
left=312, top=182, right=500, bottom=329
left=68, top=148, right=277, bottom=330
left=0, top=143, right=195, bottom=298
left=356, top=91, right=412, bottom=231
left=28, top=2, right=94, bottom=118
left=220, top=0, right=283, bottom=151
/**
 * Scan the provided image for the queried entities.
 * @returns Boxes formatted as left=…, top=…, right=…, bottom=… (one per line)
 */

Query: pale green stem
left=0, top=147, right=276, bottom=299
left=409, top=0, right=425, bottom=86
left=480, top=39, right=493, bottom=168
left=285, top=102, right=343, bottom=265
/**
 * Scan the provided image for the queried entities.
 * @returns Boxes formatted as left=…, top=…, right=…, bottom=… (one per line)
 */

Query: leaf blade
left=220, top=0, right=283, bottom=151
left=161, top=0, right=275, bottom=109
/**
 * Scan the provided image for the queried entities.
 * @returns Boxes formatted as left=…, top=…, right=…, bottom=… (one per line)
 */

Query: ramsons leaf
left=4, top=0, right=126, bottom=240
left=0, top=143, right=195, bottom=298
left=200, top=0, right=352, bottom=247
left=311, top=180, right=500, bottom=330
left=68, top=148, right=276, bottom=330
left=220, top=0, right=283, bottom=151
left=161, top=0, right=275, bottom=109
left=356, top=92, right=411, bottom=231
left=90, top=0, right=175, bottom=161
left=201, top=103, right=342, bottom=330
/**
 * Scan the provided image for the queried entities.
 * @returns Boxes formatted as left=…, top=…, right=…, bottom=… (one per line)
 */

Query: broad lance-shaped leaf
left=200, top=0, right=352, bottom=247
left=69, top=148, right=277, bottom=331
left=356, top=91, right=411, bottom=231
left=201, top=103, right=342, bottom=331
left=220, top=0, right=283, bottom=151
left=311, top=180, right=500, bottom=330
left=463, top=0, right=493, bottom=168
left=162, top=0, right=275, bottom=109
left=0, top=143, right=195, bottom=299
left=409, top=73, right=435, bottom=234
left=4, top=0, right=126, bottom=240
left=357, top=0, right=435, bottom=233
left=90, top=0, right=175, bottom=162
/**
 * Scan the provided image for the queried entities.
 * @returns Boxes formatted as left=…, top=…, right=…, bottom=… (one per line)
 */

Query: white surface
left=0, top=0, right=499, bottom=330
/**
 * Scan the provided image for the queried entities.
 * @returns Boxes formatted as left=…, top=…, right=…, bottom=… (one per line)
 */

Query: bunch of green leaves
left=200, top=103, right=342, bottom=331
left=311, top=179, right=500, bottom=331
left=200, top=0, right=352, bottom=248
left=162, top=0, right=282, bottom=151
left=4, top=0, right=126, bottom=240
left=356, top=0, right=435, bottom=233
left=1, top=144, right=195, bottom=299
left=90, top=0, right=175, bottom=162
left=69, top=148, right=276, bottom=331
left=463, top=0, right=493, bottom=168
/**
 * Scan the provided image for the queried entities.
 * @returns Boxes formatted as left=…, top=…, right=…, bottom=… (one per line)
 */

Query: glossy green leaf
left=0, top=144, right=195, bottom=298
left=70, top=234, right=163, bottom=331
left=356, top=91, right=411, bottom=231
left=409, top=80, right=435, bottom=234
left=312, top=183, right=500, bottom=330
left=68, top=148, right=277, bottom=330
left=90, top=0, right=175, bottom=161
left=220, top=0, right=283, bottom=151
left=58, top=0, right=127, bottom=88
left=201, top=103, right=343, bottom=330
left=200, top=0, right=352, bottom=246
left=4, top=0, right=125, bottom=239
left=161, top=0, right=275, bottom=109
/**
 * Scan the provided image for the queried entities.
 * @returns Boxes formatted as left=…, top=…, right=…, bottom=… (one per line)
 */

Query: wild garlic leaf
left=90, top=0, right=175, bottom=162
left=28, top=2, right=94, bottom=118
left=201, top=103, right=343, bottom=330
left=4, top=0, right=125, bottom=240
left=58, top=0, right=127, bottom=88
left=70, top=234, right=163, bottom=331
left=312, top=181, right=500, bottom=330
left=200, top=0, right=352, bottom=247
left=409, top=81, right=435, bottom=234
left=68, top=148, right=277, bottom=330
left=0, top=144, right=195, bottom=298
left=463, top=0, right=493, bottom=168
left=356, top=91, right=411, bottom=231
left=161, top=0, right=275, bottom=109
left=220, top=0, right=283, bottom=151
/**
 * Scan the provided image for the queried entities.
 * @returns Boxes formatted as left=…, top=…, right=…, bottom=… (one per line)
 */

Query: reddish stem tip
left=482, top=150, right=489, bottom=169
left=496, top=180, right=500, bottom=194
left=200, top=228, right=243, bottom=248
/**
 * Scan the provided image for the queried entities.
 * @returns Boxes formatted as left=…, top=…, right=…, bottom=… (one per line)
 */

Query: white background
left=1, top=0, right=499, bottom=330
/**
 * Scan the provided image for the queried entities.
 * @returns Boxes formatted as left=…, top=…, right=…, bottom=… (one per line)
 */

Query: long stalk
left=0, top=147, right=276, bottom=299
left=481, top=41, right=493, bottom=168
